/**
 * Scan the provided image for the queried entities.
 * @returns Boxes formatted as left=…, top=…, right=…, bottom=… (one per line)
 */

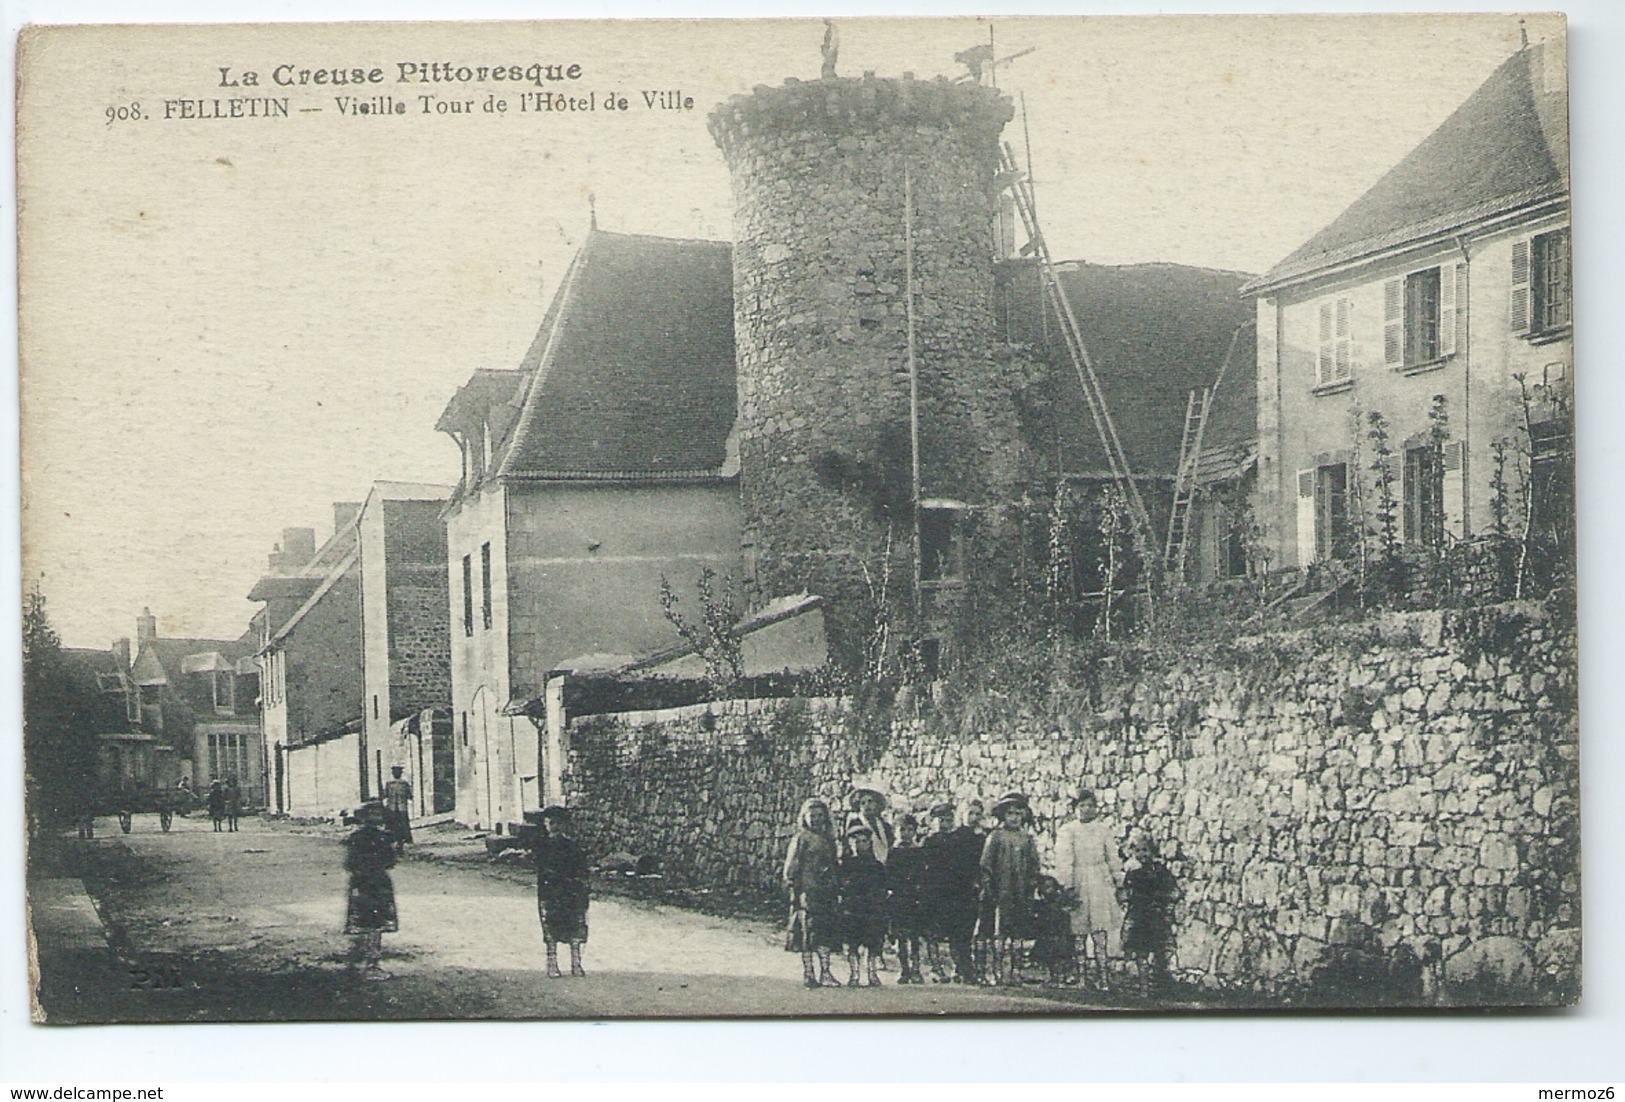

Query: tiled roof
left=1246, top=41, right=1568, bottom=294
left=1004, top=260, right=1257, bottom=479
left=494, top=230, right=737, bottom=480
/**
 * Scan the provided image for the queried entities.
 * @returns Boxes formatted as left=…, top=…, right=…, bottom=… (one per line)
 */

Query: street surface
left=33, top=814, right=1103, bottom=1022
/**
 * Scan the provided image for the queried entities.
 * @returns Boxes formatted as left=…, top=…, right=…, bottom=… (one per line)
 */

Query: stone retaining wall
left=567, top=600, right=1578, bottom=993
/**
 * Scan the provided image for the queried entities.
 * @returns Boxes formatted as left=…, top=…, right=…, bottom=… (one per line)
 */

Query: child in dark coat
left=535, top=805, right=591, bottom=977
left=980, top=793, right=1039, bottom=985
left=1121, top=830, right=1181, bottom=993
left=886, top=813, right=926, bottom=984
left=1029, top=875, right=1080, bottom=986
left=343, top=800, right=398, bottom=980
left=838, top=815, right=889, bottom=987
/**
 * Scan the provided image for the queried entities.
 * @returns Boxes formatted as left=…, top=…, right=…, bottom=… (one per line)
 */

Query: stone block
left=1480, top=835, right=1520, bottom=871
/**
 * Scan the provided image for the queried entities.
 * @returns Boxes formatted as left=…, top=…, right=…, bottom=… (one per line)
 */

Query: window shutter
left=1510, top=238, right=1532, bottom=334
left=1439, top=264, right=1457, bottom=356
left=1442, top=440, right=1466, bottom=540
left=1335, top=297, right=1353, bottom=381
left=1297, top=469, right=1317, bottom=568
left=1318, top=302, right=1333, bottom=385
left=1383, top=278, right=1404, bottom=367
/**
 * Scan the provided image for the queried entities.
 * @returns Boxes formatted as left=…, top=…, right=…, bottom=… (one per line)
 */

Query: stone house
left=56, top=645, right=156, bottom=798
left=125, top=607, right=263, bottom=802
left=356, top=480, right=456, bottom=818
left=995, top=257, right=1258, bottom=587
left=436, top=229, right=742, bottom=830
left=1242, top=38, right=1571, bottom=573
left=250, top=506, right=365, bottom=815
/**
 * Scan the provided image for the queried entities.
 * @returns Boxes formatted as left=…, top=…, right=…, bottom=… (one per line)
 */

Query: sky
left=17, top=13, right=1552, bottom=648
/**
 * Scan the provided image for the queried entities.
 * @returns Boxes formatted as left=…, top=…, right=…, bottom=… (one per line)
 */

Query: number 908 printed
left=105, top=102, right=143, bottom=125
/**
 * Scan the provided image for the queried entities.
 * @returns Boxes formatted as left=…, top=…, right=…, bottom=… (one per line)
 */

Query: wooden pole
left=905, top=164, right=923, bottom=623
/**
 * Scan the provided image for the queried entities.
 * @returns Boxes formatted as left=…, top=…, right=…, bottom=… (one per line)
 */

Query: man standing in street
left=382, top=765, right=414, bottom=856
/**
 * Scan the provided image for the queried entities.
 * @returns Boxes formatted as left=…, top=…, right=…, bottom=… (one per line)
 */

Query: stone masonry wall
left=710, top=76, right=1024, bottom=659
left=387, top=573, right=451, bottom=718
left=567, top=601, right=1579, bottom=992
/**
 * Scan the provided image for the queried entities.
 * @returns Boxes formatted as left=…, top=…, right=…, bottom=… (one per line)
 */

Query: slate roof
left=130, top=631, right=256, bottom=687
left=433, top=369, right=523, bottom=438
left=1245, top=41, right=1568, bottom=294
left=492, top=230, right=737, bottom=480
left=1001, top=260, right=1257, bottom=478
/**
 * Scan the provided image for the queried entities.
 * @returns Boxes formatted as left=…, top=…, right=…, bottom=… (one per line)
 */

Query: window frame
left=1533, top=227, right=1572, bottom=335
left=1384, top=262, right=1462, bottom=371
left=461, top=553, right=474, bottom=638
left=480, top=541, right=494, bottom=631
left=917, top=499, right=967, bottom=586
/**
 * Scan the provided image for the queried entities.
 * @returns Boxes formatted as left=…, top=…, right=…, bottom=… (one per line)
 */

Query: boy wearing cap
left=837, top=815, right=889, bottom=987
left=922, top=800, right=983, bottom=983
left=535, top=805, right=591, bottom=977
left=886, top=813, right=926, bottom=984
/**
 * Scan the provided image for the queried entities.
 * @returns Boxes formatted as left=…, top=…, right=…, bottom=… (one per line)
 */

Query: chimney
left=136, top=607, right=157, bottom=645
left=282, top=527, right=316, bottom=565
left=332, top=502, right=363, bottom=536
left=112, top=637, right=131, bottom=672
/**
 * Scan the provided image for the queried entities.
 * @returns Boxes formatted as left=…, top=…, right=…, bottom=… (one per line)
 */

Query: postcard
left=18, top=13, right=1577, bottom=1022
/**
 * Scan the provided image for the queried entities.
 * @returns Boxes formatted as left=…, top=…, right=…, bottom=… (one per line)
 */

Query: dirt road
left=36, top=814, right=1099, bottom=1022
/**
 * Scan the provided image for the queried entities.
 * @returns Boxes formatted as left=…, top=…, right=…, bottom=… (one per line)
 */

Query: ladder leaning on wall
left=1164, top=387, right=1214, bottom=581
left=998, top=141, right=1155, bottom=558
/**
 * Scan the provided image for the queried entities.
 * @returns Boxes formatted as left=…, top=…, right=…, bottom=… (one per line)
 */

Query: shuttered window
left=1385, top=264, right=1463, bottom=368
left=1298, top=463, right=1351, bottom=566
left=1316, top=296, right=1354, bottom=386
left=1534, top=228, right=1572, bottom=334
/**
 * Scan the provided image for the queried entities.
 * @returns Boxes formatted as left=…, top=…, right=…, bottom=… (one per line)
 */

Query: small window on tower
left=918, top=500, right=967, bottom=584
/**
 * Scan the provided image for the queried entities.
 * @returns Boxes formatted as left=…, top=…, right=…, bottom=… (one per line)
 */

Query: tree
left=22, top=584, right=99, bottom=830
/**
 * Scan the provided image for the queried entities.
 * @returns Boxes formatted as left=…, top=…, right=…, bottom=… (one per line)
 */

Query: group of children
left=783, top=786, right=1182, bottom=993
left=338, top=783, right=1179, bottom=994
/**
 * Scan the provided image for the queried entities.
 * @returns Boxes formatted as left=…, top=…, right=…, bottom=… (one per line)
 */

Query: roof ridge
left=1252, top=42, right=1565, bottom=292
left=494, top=234, right=595, bottom=477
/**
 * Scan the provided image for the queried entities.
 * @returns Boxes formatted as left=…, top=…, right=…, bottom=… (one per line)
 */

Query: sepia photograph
left=15, top=10, right=1583, bottom=1032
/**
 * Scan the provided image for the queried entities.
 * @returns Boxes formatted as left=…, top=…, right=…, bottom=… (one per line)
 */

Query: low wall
left=566, top=600, right=1578, bottom=993
left=284, top=733, right=364, bottom=818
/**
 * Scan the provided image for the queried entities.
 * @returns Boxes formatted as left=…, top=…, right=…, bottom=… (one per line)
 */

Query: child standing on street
left=838, top=815, right=889, bottom=987
left=980, top=792, right=1039, bottom=986
left=886, top=813, right=926, bottom=984
left=343, top=800, right=399, bottom=981
left=783, top=797, right=840, bottom=988
left=1054, top=789, right=1124, bottom=990
left=535, top=805, right=591, bottom=978
left=1121, top=829, right=1182, bottom=995
left=1029, top=875, right=1080, bottom=986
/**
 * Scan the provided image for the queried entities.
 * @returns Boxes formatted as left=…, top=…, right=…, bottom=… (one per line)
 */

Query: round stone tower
left=709, top=73, right=1021, bottom=663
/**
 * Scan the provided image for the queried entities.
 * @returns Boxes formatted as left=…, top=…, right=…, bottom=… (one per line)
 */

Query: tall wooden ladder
left=998, top=142, right=1155, bottom=555
left=1163, top=386, right=1213, bottom=582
